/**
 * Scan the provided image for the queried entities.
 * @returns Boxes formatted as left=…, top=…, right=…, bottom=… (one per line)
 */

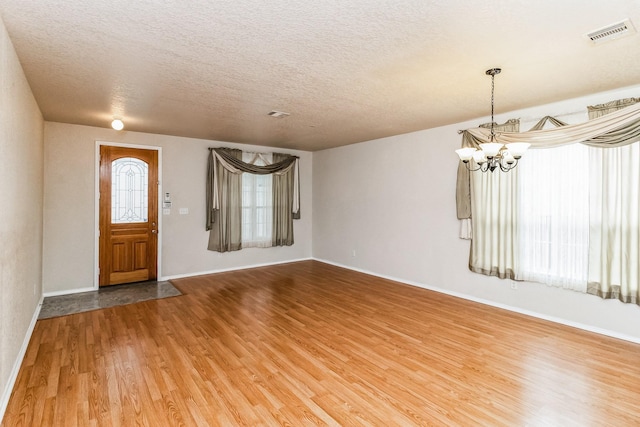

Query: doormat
left=38, top=281, right=182, bottom=319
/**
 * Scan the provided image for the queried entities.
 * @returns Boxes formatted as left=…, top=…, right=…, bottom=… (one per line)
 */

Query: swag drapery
left=455, top=98, right=640, bottom=305
left=206, top=147, right=300, bottom=252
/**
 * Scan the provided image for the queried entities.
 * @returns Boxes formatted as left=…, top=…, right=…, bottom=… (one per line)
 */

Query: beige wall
left=313, top=85, right=640, bottom=342
left=43, top=123, right=313, bottom=294
left=0, top=17, right=44, bottom=416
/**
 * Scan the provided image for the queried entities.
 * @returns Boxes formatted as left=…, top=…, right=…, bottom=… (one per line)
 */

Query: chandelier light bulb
left=111, top=119, right=124, bottom=131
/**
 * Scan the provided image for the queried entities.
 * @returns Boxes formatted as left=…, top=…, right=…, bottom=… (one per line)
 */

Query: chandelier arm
left=498, top=162, right=511, bottom=172
left=498, top=158, right=519, bottom=172
left=464, top=162, right=482, bottom=172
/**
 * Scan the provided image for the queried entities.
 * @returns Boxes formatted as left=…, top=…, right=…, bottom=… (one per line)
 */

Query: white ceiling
left=1, top=0, right=639, bottom=151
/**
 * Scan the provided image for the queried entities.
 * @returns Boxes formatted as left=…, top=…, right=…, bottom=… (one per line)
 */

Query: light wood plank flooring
left=3, top=261, right=640, bottom=426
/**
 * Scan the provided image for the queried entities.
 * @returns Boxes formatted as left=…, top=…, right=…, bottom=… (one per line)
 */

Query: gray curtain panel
left=207, top=148, right=243, bottom=252
left=272, top=152, right=295, bottom=247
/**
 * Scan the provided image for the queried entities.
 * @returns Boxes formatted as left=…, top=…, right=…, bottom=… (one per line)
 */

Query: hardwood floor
left=3, top=260, right=640, bottom=426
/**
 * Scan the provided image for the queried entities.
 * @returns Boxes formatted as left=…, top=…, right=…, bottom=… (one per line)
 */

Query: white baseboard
left=43, top=286, right=96, bottom=298
left=0, top=296, right=43, bottom=424
left=161, top=257, right=314, bottom=281
left=313, top=257, right=640, bottom=345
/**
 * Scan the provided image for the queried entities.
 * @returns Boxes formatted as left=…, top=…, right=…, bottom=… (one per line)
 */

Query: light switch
left=163, top=209, right=171, bottom=215
left=179, top=208, right=189, bottom=215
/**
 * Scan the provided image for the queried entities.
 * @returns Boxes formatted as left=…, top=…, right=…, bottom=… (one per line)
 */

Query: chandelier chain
left=490, top=72, right=495, bottom=140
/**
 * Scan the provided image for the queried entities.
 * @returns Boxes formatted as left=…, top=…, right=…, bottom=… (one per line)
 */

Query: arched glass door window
left=111, top=157, right=149, bottom=223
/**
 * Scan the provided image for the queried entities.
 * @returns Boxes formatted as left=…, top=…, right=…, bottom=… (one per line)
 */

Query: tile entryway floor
left=38, top=281, right=182, bottom=319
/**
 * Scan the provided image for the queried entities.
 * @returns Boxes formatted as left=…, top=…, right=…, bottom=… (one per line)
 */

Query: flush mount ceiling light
left=267, top=110, right=290, bottom=118
left=111, top=119, right=124, bottom=131
left=455, top=68, right=530, bottom=173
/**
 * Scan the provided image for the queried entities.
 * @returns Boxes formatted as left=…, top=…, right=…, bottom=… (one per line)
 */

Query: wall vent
left=586, top=19, right=635, bottom=44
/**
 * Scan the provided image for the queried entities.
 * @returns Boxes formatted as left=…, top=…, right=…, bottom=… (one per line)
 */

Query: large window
left=463, top=101, right=640, bottom=304
left=517, top=140, right=640, bottom=299
left=241, top=153, right=273, bottom=248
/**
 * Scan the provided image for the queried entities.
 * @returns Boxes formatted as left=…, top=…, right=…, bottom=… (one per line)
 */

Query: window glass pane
left=241, top=153, right=273, bottom=247
left=517, top=144, right=589, bottom=289
left=111, top=157, right=149, bottom=223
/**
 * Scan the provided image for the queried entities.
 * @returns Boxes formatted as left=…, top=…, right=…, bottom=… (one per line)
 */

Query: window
left=241, top=153, right=273, bottom=248
left=517, top=140, right=640, bottom=295
left=111, top=157, right=149, bottom=223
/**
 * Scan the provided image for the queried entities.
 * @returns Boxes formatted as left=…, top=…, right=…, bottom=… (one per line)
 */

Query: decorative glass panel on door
left=111, top=157, right=149, bottom=223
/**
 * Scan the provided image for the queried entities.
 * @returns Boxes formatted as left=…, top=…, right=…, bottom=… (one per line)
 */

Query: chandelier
left=456, top=68, right=530, bottom=172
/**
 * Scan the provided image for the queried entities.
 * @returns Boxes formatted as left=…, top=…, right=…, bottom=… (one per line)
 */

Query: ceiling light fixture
left=267, top=110, right=290, bottom=118
left=111, top=119, right=124, bottom=131
left=456, top=68, right=529, bottom=173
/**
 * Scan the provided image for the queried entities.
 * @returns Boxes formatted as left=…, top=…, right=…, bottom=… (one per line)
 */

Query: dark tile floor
left=38, top=281, right=182, bottom=319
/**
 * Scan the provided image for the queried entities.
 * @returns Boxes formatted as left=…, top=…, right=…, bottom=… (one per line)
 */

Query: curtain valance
left=208, top=147, right=300, bottom=216
left=456, top=101, right=640, bottom=219
left=588, top=97, right=640, bottom=118
left=210, top=147, right=297, bottom=174
left=466, top=101, right=640, bottom=149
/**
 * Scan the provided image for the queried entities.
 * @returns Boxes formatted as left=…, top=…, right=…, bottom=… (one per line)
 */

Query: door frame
left=94, top=141, right=163, bottom=289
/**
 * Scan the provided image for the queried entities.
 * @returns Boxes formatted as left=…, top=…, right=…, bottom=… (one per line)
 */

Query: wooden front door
left=99, top=146, right=158, bottom=287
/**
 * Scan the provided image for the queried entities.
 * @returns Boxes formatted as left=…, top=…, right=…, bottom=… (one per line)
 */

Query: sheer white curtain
left=517, top=144, right=590, bottom=290
left=469, top=120, right=520, bottom=279
left=470, top=161, right=519, bottom=279
left=517, top=140, right=640, bottom=303
left=588, top=142, right=640, bottom=303
left=241, top=153, right=273, bottom=248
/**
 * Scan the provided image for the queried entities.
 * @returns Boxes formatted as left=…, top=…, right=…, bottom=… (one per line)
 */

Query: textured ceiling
left=1, top=0, right=639, bottom=151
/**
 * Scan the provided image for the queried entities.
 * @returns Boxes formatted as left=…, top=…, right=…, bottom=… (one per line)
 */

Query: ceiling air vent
left=586, top=19, right=635, bottom=44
